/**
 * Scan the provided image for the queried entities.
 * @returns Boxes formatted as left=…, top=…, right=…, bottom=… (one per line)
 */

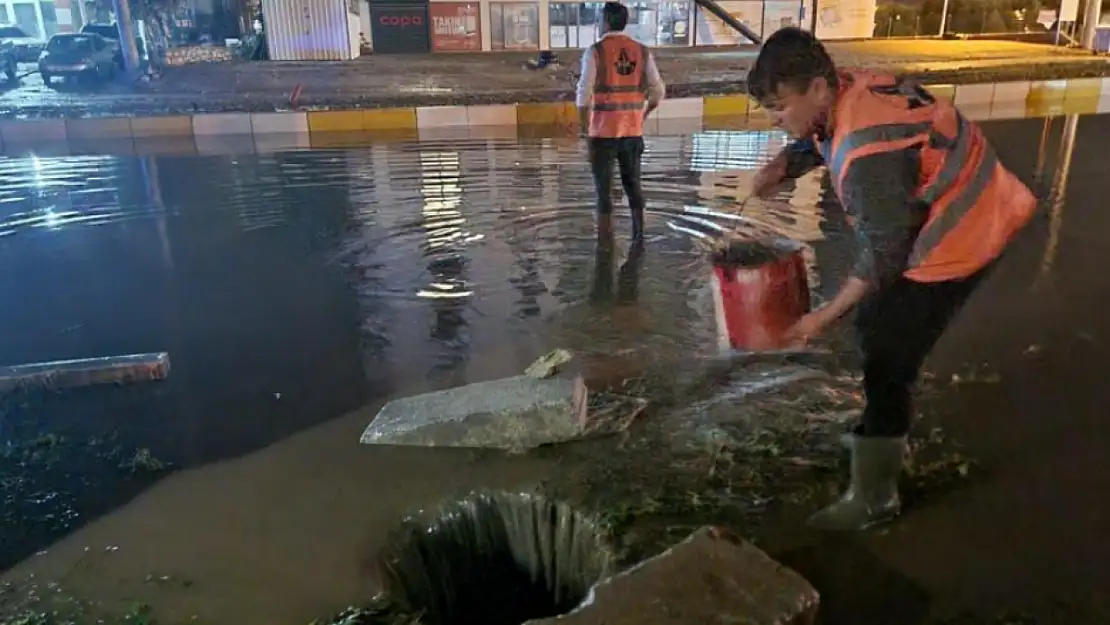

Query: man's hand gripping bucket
left=709, top=237, right=811, bottom=354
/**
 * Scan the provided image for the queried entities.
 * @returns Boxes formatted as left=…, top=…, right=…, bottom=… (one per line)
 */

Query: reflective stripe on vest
left=589, top=37, right=647, bottom=138
left=822, top=73, right=1034, bottom=282
left=828, top=113, right=997, bottom=270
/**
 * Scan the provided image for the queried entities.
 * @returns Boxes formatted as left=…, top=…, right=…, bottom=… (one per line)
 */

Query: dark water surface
left=0, top=115, right=1106, bottom=622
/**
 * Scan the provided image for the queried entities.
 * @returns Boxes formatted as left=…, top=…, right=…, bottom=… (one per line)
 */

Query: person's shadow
left=589, top=228, right=645, bottom=307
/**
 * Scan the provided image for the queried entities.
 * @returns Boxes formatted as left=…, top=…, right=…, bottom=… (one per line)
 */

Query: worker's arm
left=751, top=137, right=824, bottom=197
left=822, top=148, right=924, bottom=321
left=643, top=50, right=666, bottom=119
left=576, top=49, right=597, bottom=134
left=785, top=147, right=922, bottom=344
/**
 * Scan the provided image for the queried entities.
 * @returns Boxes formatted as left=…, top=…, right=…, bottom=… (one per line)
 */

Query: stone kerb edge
left=0, top=76, right=1107, bottom=150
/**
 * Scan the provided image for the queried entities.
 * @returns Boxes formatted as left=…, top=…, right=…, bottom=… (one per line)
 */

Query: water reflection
left=1038, top=114, right=1078, bottom=282
left=589, top=230, right=645, bottom=307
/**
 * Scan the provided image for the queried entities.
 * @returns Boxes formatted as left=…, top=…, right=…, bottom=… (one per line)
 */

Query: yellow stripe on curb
left=131, top=116, right=194, bottom=136
left=1062, top=77, right=1102, bottom=115
left=516, top=102, right=575, bottom=127
left=702, top=95, right=749, bottom=119
left=0, top=75, right=1104, bottom=155
left=363, top=108, right=418, bottom=131
left=307, top=110, right=365, bottom=133
left=1026, top=80, right=1069, bottom=117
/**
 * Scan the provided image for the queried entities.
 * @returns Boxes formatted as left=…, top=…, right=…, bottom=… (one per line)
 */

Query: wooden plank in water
left=0, top=352, right=171, bottom=393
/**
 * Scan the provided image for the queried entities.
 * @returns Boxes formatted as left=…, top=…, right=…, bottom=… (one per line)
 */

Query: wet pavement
left=0, top=113, right=1106, bottom=623
left=0, top=40, right=1108, bottom=116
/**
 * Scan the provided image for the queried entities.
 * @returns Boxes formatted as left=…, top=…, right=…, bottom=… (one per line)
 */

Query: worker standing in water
left=747, top=27, right=1036, bottom=531
left=576, top=2, right=666, bottom=240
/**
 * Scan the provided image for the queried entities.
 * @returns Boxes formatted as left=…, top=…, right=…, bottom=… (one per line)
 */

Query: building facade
left=262, top=0, right=874, bottom=59
left=2, top=0, right=83, bottom=39
left=353, top=0, right=875, bottom=54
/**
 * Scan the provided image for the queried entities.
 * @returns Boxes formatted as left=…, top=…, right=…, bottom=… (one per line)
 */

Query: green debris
left=524, top=349, right=575, bottom=380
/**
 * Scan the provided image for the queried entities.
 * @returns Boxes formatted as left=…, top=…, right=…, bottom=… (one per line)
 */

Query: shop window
left=430, top=2, right=482, bottom=51
left=13, top=3, right=39, bottom=38
left=656, top=0, right=691, bottom=45
left=549, top=0, right=692, bottom=48
left=548, top=2, right=601, bottom=48
left=490, top=2, right=540, bottom=50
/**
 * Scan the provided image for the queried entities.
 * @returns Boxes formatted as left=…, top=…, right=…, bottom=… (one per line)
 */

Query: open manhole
left=337, top=491, right=616, bottom=625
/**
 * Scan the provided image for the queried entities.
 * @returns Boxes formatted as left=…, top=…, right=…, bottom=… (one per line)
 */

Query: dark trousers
left=589, top=136, right=646, bottom=235
left=855, top=269, right=988, bottom=437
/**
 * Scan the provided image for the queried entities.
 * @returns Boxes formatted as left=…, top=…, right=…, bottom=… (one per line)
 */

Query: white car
left=0, top=25, right=45, bottom=62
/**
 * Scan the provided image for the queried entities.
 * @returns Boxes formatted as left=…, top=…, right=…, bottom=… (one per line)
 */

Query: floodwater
left=0, top=114, right=1106, bottom=624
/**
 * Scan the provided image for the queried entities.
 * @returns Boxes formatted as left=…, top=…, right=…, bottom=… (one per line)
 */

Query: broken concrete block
left=360, top=375, right=588, bottom=451
left=526, top=526, right=819, bottom=625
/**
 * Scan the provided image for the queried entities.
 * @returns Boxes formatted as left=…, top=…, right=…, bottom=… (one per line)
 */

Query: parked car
left=39, top=33, right=116, bottom=85
left=0, top=25, right=45, bottom=62
left=80, top=22, right=144, bottom=67
left=79, top=23, right=122, bottom=66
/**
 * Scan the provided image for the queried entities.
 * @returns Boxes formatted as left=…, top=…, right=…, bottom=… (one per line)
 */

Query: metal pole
left=809, top=0, right=818, bottom=33
left=938, top=0, right=950, bottom=35
left=1081, top=0, right=1102, bottom=49
left=760, top=0, right=766, bottom=40
left=112, top=0, right=142, bottom=72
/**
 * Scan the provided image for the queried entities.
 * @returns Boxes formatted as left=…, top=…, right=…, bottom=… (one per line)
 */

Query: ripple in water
left=0, top=132, right=837, bottom=388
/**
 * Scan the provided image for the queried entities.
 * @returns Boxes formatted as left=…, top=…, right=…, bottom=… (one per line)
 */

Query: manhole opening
left=378, top=492, right=615, bottom=625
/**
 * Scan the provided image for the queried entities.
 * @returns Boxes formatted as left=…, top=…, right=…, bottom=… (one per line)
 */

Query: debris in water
left=0, top=352, right=171, bottom=394
left=525, top=349, right=574, bottom=380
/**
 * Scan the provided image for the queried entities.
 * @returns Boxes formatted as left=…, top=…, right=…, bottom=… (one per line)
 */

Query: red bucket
left=710, top=238, right=811, bottom=352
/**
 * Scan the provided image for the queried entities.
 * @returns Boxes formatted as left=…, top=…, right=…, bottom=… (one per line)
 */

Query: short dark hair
left=602, top=2, right=629, bottom=31
left=747, top=27, right=838, bottom=102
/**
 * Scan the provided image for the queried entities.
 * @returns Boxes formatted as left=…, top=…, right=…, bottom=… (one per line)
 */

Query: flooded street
left=0, top=114, right=1107, bottom=624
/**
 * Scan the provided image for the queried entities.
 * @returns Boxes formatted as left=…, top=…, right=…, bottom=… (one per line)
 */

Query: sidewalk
left=2, top=40, right=1108, bottom=118
left=0, top=39, right=1108, bottom=147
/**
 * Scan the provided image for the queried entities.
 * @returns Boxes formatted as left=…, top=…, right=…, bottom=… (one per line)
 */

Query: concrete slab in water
left=360, top=375, right=588, bottom=451
left=526, top=526, right=819, bottom=625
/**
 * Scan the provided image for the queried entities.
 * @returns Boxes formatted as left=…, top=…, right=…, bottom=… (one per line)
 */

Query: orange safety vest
left=817, top=70, right=1037, bottom=283
left=589, top=35, right=648, bottom=139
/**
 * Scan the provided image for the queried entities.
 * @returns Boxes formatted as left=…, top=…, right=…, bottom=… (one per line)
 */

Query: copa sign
left=379, top=13, right=423, bottom=27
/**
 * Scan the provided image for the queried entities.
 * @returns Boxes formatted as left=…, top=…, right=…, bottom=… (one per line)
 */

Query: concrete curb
left=0, top=76, right=1105, bottom=155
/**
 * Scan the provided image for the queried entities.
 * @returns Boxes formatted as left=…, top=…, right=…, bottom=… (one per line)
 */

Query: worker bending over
left=747, top=27, right=1036, bottom=531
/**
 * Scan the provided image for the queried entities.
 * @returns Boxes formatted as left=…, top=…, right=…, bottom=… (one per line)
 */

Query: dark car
left=80, top=22, right=144, bottom=66
left=39, top=33, right=116, bottom=84
left=0, top=25, right=45, bottom=61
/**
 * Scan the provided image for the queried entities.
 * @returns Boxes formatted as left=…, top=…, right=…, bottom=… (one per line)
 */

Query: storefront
left=489, top=1, right=539, bottom=49
left=692, top=0, right=809, bottom=44
left=370, top=0, right=432, bottom=52
left=430, top=1, right=481, bottom=50
left=358, top=0, right=872, bottom=53
left=547, top=1, right=690, bottom=48
left=0, top=0, right=79, bottom=39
